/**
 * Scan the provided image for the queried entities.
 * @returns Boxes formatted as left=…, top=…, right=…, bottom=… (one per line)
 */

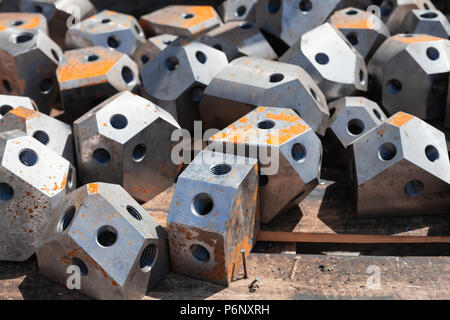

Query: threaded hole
left=110, top=114, right=128, bottom=129
left=425, top=145, right=439, bottom=162
left=32, top=130, right=49, bottom=145
left=140, top=244, right=157, bottom=271
left=71, top=258, right=88, bottom=276
left=93, top=148, right=111, bottom=165
left=0, top=183, right=14, bottom=202
left=191, top=193, right=214, bottom=216
left=127, top=205, right=142, bottom=220
left=190, top=244, right=210, bottom=263
left=210, top=164, right=232, bottom=175
left=347, top=119, right=365, bottom=135
left=19, top=149, right=38, bottom=166
left=404, top=180, right=424, bottom=197
left=378, top=143, right=397, bottom=161
left=97, top=226, right=118, bottom=247
left=58, top=206, right=76, bottom=232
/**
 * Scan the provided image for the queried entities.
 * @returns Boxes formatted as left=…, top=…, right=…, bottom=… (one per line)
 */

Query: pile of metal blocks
left=0, top=0, right=449, bottom=299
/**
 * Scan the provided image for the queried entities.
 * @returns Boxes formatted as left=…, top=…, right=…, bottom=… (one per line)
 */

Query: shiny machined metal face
left=280, top=22, right=368, bottom=101
left=199, top=56, right=329, bottom=135
left=255, top=0, right=373, bottom=47
left=0, top=28, right=62, bottom=114
left=36, top=182, right=169, bottom=300
left=141, top=39, right=228, bottom=133
left=328, top=96, right=387, bottom=148
left=330, top=7, right=391, bottom=60
left=139, top=5, right=223, bottom=38
left=73, top=91, right=181, bottom=203
left=351, top=112, right=450, bottom=217
left=209, top=107, right=322, bottom=223
left=66, top=10, right=146, bottom=56
left=199, top=20, right=278, bottom=61
left=167, top=149, right=259, bottom=285
left=0, top=129, right=76, bottom=262
left=217, top=0, right=258, bottom=23
left=0, top=94, right=38, bottom=119
left=0, top=106, right=74, bottom=164
left=378, top=0, right=436, bottom=34
left=56, top=46, right=140, bottom=123
left=400, top=9, right=450, bottom=39
left=0, top=12, right=48, bottom=34
left=368, top=34, right=450, bottom=120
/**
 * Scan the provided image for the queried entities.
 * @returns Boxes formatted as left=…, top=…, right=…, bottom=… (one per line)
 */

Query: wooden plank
left=258, top=231, right=450, bottom=244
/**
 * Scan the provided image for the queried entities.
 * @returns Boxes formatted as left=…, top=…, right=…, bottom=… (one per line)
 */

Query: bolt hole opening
left=291, top=143, right=307, bottom=163
left=140, top=244, right=157, bottom=271
left=195, top=51, right=207, bottom=64
left=97, top=226, right=118, bottom=247
left=58, top=206, right=76, bottom=232
left=347, top=119, right=365, bottom=135
left=404, top=180, right=424, bottom=197
left=110, top=114, right=128, bottom=129
left=315, top=53, right=329, bottom=65
left=210, top=163, right=232, bottom=175
left=93, top=148, right=111, bottom=165
left=267, top=0, right=281, bottom=14
left=165, top=56, right=179, bottom=71
left=257, top=120, right=275, bottom=129
left=191, top=193, right=214, bottom=216
left=425, top=145, right=439, bottom=162
left=0, top=105, right=13, bottom=116
left=269, top=73, right=284, bottom=83
left=190, top=244, right=210, bottom=262
left=0, top=183, right=14, bottom=202
left=127, top=205, right=142, bottom=220
left=32, top=130, right=49, bottom=145
left=107, top=35, right=120, bottom=48
left=132, top=143, right=146, bottom=162
left=378, top=142, right=397, bottom=161
left=19, top=149, right=38, bottom=166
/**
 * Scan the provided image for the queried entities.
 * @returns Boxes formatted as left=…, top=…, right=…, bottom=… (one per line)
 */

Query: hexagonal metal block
left=379, top=0, right=436, bottom=35
left=255, top=0, right=373, bottom=47
left=217, top=0, right=258, bottom=23
left=0, top=94, right=38, bottom=119
left=368, top=34, right=450, bottom=120
left=56, top=46, right=140, bottom=123
left=133, top=34, right=179, bottom=72
left=73, top=91, right=181, bottom=203
left=0, top=106, right=74, bottom=163
left=328, top=97, right=387, bottom=148
left=0, top=28, right=62, bottom=114
left=139, top=5, right=223, bottom=38
left=400, top=9, right=450, bottom=39
left=19, top=0, right=97, bottom=49
left=66, top=10, right=147, bottom=56
left=37, top=182, right=170, bottom=300
left=199, top=57, right=329, bottom=135
left=330, top=7, right=391, bottom=60
left=141, top=39, right=228, bottom=133
left=350, top=112, right=450, bottom=217
left=0, top=129, right=76, bottom=261
left=209, top=107, right=322, bottom=223
left=199, top=20, right=278, bottom=61
left=280, top=22, right=368, bottom=101
left=0, top=12, right=48, bottom=34
left=167, top=149, right=259, bottom=285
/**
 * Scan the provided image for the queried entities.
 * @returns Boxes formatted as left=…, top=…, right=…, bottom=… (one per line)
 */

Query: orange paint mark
left=9, top=107, right=40, bottom=120
left=393, top=34, right=442, bottom=44
left=57, top=49, right=122, bottom=83
left=87, top=183, right=99, bottom=194
left=0, top=13, right=43, bottom=31
left=388, top=112, right=413, bottom=127
left=331, top=13, right=373, bottom=30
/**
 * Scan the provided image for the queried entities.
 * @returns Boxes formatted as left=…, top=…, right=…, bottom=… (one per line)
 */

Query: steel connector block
left=0, top=28, right=62, bottom=114
left=255, top=0, right=373, bottom=47
left=139, top=5, right=223, bottom=38
left=349, top=112, right=450, bottom=217
left=199, top=21, right=278, bottom=61
left=73, top=91, right=181, bottom=203
left=167, top=149, right=259, bottom=285
left=330, top=7, right=391, bottom=61
left=209, top=107, right=322, bottom=223
left=199, top=56, right=329, bottom=135
left=379, top=0, right=436, bottom=35
left=56, top=46, right=140, bottom=123
left=0, top=12, right=48, bottom=34
left=0, top=106, right=74, bottom=164
left=399, top=9, right=450, bottom=39
left=66, top=10, right=147, bottom=56
left=217, top=0, right=258, bottom=23
left=19, top=0, right=97, bottom=49
left=133, top=34, right=179, bottom=72
left=0, top=94, right=38, bottom=119
left=141, top=39, right=228, bottom=133
left=0, top=129, right=76, bottom=261
left=368, top=34, right=450, bottom=120
left=36, top=182, right=170, bottom=300
left=280, top=23, right=368, bottom=101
